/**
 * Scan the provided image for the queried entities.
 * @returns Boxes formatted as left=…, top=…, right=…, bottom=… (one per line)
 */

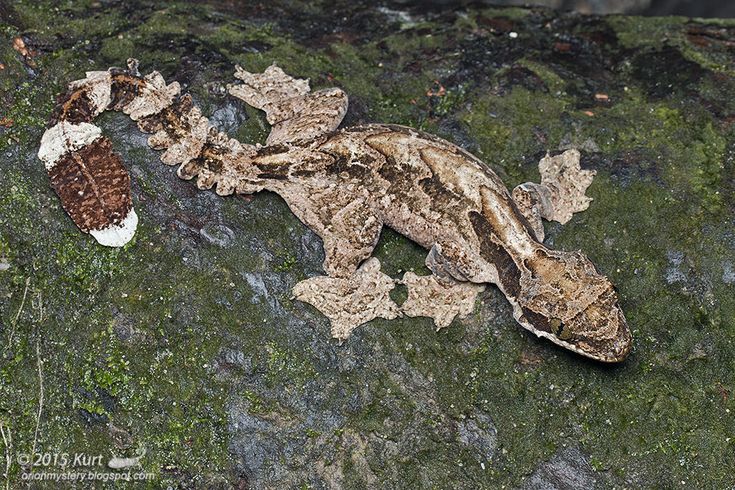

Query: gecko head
left=519, top=249, right=633, bottom=363
left=542, top=286, right=632, bottom=363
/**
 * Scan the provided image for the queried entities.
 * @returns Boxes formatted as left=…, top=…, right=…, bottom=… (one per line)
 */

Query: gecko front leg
left=511, top=149, right=596, bottom=242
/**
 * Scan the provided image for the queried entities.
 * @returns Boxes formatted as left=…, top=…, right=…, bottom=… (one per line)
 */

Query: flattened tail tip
left=89, top=208, right=138, bottom=247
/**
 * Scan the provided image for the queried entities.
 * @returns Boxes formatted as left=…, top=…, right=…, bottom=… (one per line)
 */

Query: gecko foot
left=292, top=257, right=400, bottom=341
left=227, top=64, right=347, bottom=146
left=512, top=149, right=596, bottom=241
left=400, top=273, right=484, bottom=330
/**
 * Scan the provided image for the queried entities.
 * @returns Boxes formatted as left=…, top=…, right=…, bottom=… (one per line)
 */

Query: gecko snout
left=550, top=288, right=633, bottom=363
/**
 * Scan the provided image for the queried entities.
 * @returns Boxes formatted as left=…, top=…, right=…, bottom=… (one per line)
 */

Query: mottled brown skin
left=235, top=125, right=632, bottom=362
left=43, top=61, right=632, bottom=362
left=44, top=75, right=137, bottom=235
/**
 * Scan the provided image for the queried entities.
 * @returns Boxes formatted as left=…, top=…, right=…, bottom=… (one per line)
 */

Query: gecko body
left=38, top=60, right=632, bottom=362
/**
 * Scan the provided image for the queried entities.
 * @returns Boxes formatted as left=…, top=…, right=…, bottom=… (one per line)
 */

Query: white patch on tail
left=69, top=71, right=113, bottom=115
left=38, top=122, right=101, bottom=169
left=90, top=208, right=138, bottom=247
left=123, top=72, right=180, bottom=120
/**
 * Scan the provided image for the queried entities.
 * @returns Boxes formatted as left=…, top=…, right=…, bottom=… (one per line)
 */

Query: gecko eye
left=550, top=318, right=562, bottom=335
left=550, top=318, right=571, bottom=340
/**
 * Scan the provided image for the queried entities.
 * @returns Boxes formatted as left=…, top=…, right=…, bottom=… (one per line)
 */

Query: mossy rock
left=0, top=1, right=734, bottom=488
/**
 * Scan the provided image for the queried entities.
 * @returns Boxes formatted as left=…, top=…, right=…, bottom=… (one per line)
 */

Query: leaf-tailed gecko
left=38, top=59, right=632, bottom=362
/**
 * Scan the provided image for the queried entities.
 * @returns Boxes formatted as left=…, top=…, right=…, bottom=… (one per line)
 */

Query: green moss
left=372, top=228, right=428, bottom=278
left=274, top=253, right=297, bottom=272
left=580, top=90, right=727, bottom=212
left=1, top=83, right=53, bottom=145
left=100, top=35, right=136, bottom=62
left=1, top=2, right=734, bottom=488
left=234, top=105, right=270, bottom=146
left=242, top=390, right=271, bottom=414
left=304, top=428, right=321, bottom=438
left=609, top=15, right=735, bottom=75
left=608, top=15, right=688, bottom=49
left=431, top=84, right=469, bottom=117
left=460, top=85, right=571, bottom=184
left=517, top=58, right=567, bottom=94
left=264, top=341, right=316, bottom=389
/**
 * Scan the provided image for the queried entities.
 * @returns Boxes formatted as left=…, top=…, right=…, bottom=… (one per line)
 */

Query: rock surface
left=521, top=446, right=600, bottom=489
left=0, top=1, right=734, bottom=488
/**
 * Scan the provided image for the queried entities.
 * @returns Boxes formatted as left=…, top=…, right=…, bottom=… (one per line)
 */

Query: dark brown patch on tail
left=200, top=142, right=229, bottom=172
left=48, top=137, right=131, bottom=232
left=468, top=210, right=522, bottom=298
left=109, top=74, right=145, bottom=110
left=180, top=142, right=229, bottom=179
left=50, top=90, right=96, bottom=125
left=138, top=95, right=194, bottom=140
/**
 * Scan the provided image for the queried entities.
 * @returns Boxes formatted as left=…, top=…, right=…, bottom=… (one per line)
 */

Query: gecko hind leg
left=227, top=64, right=347, bottom=146
left=291, top=200, right=399, bottom=340
left=292, top=258, right=400, bottom=341
left=400, top=244, right=485, bottom=331
left=511, top=149, right=596, bottom=242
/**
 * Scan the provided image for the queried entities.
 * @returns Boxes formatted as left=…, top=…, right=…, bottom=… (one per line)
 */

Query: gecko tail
left=40, top=60, right=264, bottom=247
left=37, top=61, right=149, bottom=248
left=38, top=121, right=138, bottom=247
left=37, top=59, right=181, bottom=248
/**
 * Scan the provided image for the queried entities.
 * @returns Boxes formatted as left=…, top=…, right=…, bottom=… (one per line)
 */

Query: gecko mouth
left=550, top=327, right=632, bottom=363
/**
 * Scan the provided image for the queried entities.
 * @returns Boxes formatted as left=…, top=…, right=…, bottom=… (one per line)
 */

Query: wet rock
left=78, top=408, right=108, bottom=425
left=298, top=229, right=326, bottom=275
left=665, top=250, right=687, bottom=284
left=723, top=261, right=735, bottom=284
left=241, top=270, right=291, bottom=315
left=228, top=404, right=280, bottom=478
left=521, top=446, right=599, bottom=490
left=242, top=272, right=268, bottom=303
left=687, top=341, right=710, bottom=361
left=457, top=411, right=498, bottom=462
left=559, top=134, right=601, bottom=153
left=180, top=239, right=202, bottom=268
left=218, top=347, right=251, bottom=371
left=437, top=117, right=480, bottom=154
left=631, top=46, right=706, bottom=100
left=112, top=311, right=136, bottom=342
left=209, top=100, right=248, bottom=136
left=200, top=223, right=236, bottom=248
left=108, top=424, right=134, bottom=449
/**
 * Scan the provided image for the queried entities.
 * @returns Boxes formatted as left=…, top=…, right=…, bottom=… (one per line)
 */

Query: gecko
left=38, top=59, right=632, bottom=363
